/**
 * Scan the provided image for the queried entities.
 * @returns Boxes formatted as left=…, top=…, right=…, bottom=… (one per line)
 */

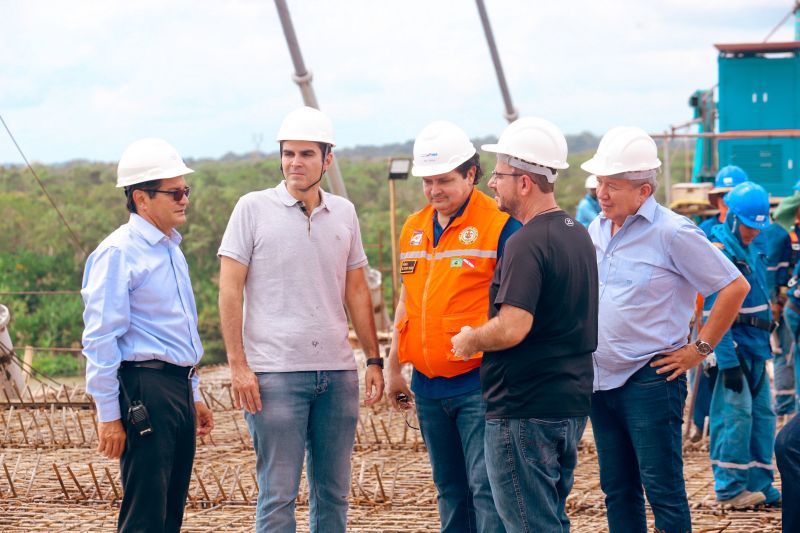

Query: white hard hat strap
left=613, top=169, right=659, bottom=181
left=499, top=154, right=557, bottom=183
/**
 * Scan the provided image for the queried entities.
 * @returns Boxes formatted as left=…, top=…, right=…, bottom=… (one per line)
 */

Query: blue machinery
left=689, top=3, right=800, bottom=196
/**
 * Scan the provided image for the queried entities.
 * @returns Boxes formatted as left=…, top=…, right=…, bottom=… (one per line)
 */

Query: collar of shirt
left=276, top=180, right=330, bottom=212
left=432, top=191, right=473, bottom=247
left=597, top=194, right=657, bottom=232
left=128, top=213, right=182, bottom=246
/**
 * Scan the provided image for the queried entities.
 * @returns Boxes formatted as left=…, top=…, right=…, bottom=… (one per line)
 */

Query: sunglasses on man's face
left=142, top=187, right=191, bottom=202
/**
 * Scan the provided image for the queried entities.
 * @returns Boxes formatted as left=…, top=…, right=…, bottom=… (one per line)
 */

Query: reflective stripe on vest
left=397, top=190, right=509, bottom=379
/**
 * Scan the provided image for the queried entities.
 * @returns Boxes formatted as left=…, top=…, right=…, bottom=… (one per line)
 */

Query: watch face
left=695, top=341, right=712, bottom=355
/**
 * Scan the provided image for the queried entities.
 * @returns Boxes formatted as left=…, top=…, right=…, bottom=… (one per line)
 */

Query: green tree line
left=0, top=148, right=681, bottom=376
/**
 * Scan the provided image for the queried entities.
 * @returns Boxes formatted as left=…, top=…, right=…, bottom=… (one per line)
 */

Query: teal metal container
left=716, top=42, right=800, bottom=196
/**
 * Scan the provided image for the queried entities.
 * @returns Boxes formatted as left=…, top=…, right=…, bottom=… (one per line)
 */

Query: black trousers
left=117, top=367, right=196, bottom=533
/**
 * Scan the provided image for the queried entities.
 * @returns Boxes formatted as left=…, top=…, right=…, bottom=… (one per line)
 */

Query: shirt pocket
left=608, top=257, right=654, bottom=305
left=443, top=314, right=486, bottom=361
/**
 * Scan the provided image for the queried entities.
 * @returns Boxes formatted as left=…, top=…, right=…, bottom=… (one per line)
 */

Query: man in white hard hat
left=582, top=126, right=748, bottom=533
left=386, top=120, right=518, bottom=533
left=451, top=117, right=597, bottom=532
left=218, top=106, right=384, bottom=533
left=81, top=138, right=214, bottom=533
left=575, top=174, right=600, bottom=227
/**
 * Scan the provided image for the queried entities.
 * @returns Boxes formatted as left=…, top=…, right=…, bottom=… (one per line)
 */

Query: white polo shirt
left=218, top=181, right=368, bottom=372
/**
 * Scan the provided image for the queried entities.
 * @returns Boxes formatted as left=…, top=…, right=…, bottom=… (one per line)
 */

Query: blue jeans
left=484, top=416, right=587, bottom=533
left=245, top=371, right=358, bottom=533
left=709, top=359, right=779, bottom=503
left=773, top=313, right=796, bottom=415
left=590, top=362, right=691, bottom=533
left=776, top=414, right=800, bottom=532
left=416, top=389, right=505, bottom=533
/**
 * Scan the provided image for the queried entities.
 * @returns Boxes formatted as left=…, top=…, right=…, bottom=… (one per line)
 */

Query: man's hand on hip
left=195, top=401, right=215, bottom=436
left=364, top=364, right=385, bottom=406
left=230, top=363, right=262, bottom=414
left=97, top=419, right=126, bottom=459
left=651, top=344, right=704, bottom=381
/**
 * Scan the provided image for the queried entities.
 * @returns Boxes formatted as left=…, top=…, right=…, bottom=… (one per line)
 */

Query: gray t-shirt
left=218, top=181, right=368, bottom=372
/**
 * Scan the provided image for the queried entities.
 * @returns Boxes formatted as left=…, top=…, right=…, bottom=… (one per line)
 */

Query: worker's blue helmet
left=792, top=178, right=800, bottom=191
left=724, top=181, right=770, bottom=229
left=712, top=165, right=748, bottom=192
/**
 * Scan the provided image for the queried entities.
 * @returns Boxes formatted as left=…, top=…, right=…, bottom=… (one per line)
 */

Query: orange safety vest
left=397, top=190, right=509, bottom=378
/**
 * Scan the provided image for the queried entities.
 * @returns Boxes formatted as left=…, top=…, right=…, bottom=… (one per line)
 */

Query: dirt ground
left=0, top=362, right=785, bottom=532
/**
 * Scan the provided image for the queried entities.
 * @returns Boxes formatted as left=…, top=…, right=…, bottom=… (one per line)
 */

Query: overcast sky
left=1, top=0, right=797, bottom=164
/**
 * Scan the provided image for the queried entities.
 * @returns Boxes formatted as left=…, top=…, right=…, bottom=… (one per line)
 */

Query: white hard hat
left=116, top=138, right=194, bottom=188
left=276, top=106, right=336, bottom=146
left=411, top=121, right=476, bottom=177
left=482, top=117, right=569, bottom=183
left=585, top=175, right=598, bottom=189
left=580, top=126, right=661, bottom=179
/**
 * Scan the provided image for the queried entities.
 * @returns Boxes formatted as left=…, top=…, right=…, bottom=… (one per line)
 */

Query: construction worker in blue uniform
left=575, top=174, right=600, bottom=227
left=690, top=165, right=751, bottom=440
left=703, top=181, right=781, bottom=508
left=764, top=218, right=797, bottom=416
left=699, top=165, right=748, bottom=237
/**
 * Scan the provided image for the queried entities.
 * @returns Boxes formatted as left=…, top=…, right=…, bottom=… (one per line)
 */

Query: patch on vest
left=400, top=259, right=417, bottom=274
left=450, top=258, right=463, bottom=268
left=458, top=226, right=478, bottom=245
left=409, top=230, right=423, bottom=246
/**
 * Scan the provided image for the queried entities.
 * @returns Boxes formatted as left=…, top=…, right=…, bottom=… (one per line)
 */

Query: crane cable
left=0, top=114, right=86, bottom=257
left=763, top=1, right=799, bottom=43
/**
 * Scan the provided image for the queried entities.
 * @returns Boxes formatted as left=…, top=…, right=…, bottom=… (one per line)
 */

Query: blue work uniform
left=699, top=215, right=721, bottom=238
left=575, top=194, right=600, bottom=227
left=704, top=221, right=780, bottom=504
left=764, top=222, right=797, bottom=415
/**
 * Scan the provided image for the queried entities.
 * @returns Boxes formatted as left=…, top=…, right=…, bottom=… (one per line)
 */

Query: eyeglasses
left=142, top=187, right=191, bottom=202
left=489, top=171, right=522, bottom=181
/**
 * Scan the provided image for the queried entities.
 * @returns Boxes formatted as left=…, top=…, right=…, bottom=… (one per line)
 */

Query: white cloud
left=0, top=0, right=796, bottom=163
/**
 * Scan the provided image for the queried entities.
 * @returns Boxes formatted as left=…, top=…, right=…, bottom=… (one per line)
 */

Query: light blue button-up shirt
left=589, top=195, right=740, bottom=391
left=81, top=214, right=203, bottom=422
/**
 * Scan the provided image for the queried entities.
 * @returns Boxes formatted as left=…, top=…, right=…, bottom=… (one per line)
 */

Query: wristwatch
left=694, top=339, right=713, bottom=357
left=366, top=357, right=384, bottom=369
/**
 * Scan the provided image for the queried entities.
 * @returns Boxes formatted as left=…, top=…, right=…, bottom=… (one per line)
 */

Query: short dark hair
left=529, top=172, right=555, bottom=194
left=279, top=141, right=332, bottom=162
left=454, top=152, right=483, bottom=185
left=124, top=179, right=161, bottom=214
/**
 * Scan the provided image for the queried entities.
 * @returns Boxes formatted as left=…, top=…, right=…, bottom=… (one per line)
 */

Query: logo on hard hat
left=420, top=152, right=439, bottom=163
left=723, top=177, right=733, bottom=185
left=459, top=226, right=478, bottom=245
left=755, top=215, right=766, bottom=222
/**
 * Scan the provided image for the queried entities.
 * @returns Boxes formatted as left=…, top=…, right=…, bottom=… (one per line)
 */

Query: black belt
left=120, top=360, right=196, bottom=379
left=733, top=314, right=776, bottom=333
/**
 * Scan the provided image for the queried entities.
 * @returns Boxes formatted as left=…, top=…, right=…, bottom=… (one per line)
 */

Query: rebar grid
left=0, top=360, right=785, bottom=531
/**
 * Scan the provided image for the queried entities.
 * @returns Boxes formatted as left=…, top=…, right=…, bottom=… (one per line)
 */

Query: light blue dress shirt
left=81, top=214, right=203, bottom=422
left=589, top=196, right=740, bottom=392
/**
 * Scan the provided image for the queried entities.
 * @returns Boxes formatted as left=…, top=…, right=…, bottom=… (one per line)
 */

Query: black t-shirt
left=480, top=210, right=598, bottom=418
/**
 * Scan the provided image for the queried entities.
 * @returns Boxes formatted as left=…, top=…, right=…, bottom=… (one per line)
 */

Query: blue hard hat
left=714, top=165, right=748, bottom=189
left=724, top=181, right=770, bottom=229
left=793, top=178, right=800, bottom=191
